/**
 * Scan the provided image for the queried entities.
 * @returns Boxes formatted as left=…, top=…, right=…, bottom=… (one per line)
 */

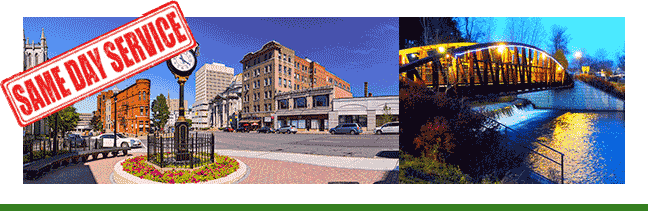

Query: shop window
left=294, top=97, right=306, bottom=108
left=279, top=99, right=289, bottom=109
left=338, top=115, right=368, bottom=127
left=313, top=95, right=329, bottom=107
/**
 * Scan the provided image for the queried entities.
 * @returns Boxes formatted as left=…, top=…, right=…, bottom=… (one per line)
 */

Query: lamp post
left=574, top=51, right=582, bottom=74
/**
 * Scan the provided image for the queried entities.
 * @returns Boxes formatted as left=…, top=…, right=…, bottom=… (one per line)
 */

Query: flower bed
left=121, top=155, right=239, bottom=184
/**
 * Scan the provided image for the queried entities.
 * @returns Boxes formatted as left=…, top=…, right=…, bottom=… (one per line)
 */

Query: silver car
left=374, top=122, right=399, bottom=134
left=277, top=125, right=297, bottom=134
left=90, top=133, right=143, bottom=148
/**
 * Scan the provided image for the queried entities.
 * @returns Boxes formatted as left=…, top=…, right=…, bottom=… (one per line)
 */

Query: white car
left=374, top=122, right=399, bottom=135
left=91, top=133, right=142, bottom=148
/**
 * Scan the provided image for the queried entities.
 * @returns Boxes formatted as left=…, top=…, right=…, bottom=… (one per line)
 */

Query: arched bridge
left=399, top=42, right=574, bottom=97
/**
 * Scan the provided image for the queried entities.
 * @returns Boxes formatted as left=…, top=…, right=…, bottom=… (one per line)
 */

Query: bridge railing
left=479, top=113, right=565, bottom=184
left=400, top=42, right=572, bottom=93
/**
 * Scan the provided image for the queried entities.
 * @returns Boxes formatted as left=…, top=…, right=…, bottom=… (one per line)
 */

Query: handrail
left=477, top=111, right=565, bottom=184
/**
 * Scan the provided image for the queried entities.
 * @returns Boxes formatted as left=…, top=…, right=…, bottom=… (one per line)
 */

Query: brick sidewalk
left=23, top=152, right=397, bottom=184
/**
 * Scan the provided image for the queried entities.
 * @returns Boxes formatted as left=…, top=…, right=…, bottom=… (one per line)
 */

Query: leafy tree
left=186, top=119, right=192, bottom=129
left=151, top=94, right=170, bottom=133
left=549, top=24, right=571, bottom=55
left=90, top=113, right=102, bottom=132
left=553, top=49, right=569, bottom=71
left=46, top=106, right=80, bottom=139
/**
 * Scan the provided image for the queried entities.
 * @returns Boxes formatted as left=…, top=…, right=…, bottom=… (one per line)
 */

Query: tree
left=549, top=24, right=571, bottom=55
left=400, top=17, right=464, bottom=49
left=46, top=106, right=80, bottom=139
left=455, top=17, right=484, bottom=42
left=151, top=94, right=170, bottom=133
left=617, top=49, right=625, bottom=72
left=186, top=119, right=193, bottom=129
left=377, top=105, right=395, bottom=127
left=553, top=49, right=569, bottom=71
left=90, top=113, right=102, bottom=132
left=505, top=17, right=546, bottom=48
left=593, top=48, right=613, bottom=72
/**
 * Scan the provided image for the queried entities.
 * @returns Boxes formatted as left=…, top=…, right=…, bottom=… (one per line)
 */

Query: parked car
left=374, top=122, right=399, bottom=135
left=90, top=133, right=142, bottom=148
left=257, top=126, right=274, bottom=133
left=276, top=125, right=297, bottom=134
left=222, top=127, right=234, bottom=132
left=236, top=126, right=250, bottom=133
left=329, top=123, right=363, bottom=135
left=65, top=134, right=87, bottom=147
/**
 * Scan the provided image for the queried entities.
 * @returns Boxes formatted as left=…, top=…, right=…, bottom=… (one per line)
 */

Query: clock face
left=167, top=50, right=197, bottom=77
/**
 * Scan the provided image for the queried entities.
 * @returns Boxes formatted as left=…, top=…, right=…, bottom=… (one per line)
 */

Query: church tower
left=23, top=28, right=49, bottom=136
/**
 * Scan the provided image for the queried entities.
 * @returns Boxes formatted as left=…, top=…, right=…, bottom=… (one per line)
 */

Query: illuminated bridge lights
left=399, top=41, right=571, bottom=95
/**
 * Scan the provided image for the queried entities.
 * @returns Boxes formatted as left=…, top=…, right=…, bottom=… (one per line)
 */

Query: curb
left=113, top=156, right=248, bottom=184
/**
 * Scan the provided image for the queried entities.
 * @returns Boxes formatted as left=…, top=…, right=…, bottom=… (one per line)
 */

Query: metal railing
left=147, top=132, right=215, bottom=168
left=479, top=114, right=565, bottom=184
left=23, top=134, right=105, bottom=163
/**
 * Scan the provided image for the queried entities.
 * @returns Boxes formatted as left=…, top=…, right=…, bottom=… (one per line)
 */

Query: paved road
left=138, top=132, right=398, bottom=158
left=212, top=132, right=398, bottom=158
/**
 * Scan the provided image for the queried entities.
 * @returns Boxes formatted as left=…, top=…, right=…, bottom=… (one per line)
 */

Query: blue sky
left=24, top=17, right=398, bottom=113
left=488, top=17, right=625, bottom=65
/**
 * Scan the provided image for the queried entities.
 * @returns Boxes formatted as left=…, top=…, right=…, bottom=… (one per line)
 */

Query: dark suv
left=329, top=123, right=363, bottom=135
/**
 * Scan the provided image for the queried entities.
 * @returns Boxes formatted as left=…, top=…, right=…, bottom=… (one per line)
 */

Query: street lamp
left=574, top=51, right=583, bottom=74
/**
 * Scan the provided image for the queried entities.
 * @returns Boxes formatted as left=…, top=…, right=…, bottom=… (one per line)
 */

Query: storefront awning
left=239, top=120, right=260, bottom=123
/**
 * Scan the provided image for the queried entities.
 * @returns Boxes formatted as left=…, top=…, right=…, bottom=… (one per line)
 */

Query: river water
left=500, top=108, right=624, bottom=184
left=479, top=81, right=625, bottom=184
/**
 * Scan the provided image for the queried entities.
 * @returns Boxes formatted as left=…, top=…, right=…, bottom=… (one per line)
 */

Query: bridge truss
left=400, top=42, right=573, bottom=97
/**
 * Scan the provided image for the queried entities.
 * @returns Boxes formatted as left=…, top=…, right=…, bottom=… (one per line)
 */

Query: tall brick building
left=96, top=79, right=151, bottom=136
left=239, top=41, right=351, bottom=127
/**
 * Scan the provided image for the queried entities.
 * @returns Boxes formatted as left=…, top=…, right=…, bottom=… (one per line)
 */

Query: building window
left=294, top=97, right=306, bottom=108
left=140, top=106, right=144, bottom=115
left=284, top=79, right=287, bottom=87
left=313, top=95, right=329, bottom=107
left=279, top=99, right=289, bottom=109
left=279, top=77, right=282, bottom=86
left=338, top=115, right=368, bottom=127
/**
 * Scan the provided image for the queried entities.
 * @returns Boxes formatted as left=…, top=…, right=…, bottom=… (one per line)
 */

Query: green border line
left=1, top=204, right=648, bottom=211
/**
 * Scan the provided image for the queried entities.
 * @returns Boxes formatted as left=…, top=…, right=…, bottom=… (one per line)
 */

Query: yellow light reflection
left=528, top=112, right=596, bottom=184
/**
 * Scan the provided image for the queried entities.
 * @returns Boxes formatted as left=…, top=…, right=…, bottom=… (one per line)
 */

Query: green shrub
left=399, top=151, right=500, bottom=184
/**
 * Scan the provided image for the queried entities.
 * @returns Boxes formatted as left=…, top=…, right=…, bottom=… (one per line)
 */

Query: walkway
left=519, top=80, right=624, bottom=111
left=23, top=151, right=398, bottom=184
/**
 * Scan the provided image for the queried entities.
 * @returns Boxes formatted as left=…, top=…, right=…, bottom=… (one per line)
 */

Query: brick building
left=240, top=41, right=352, bottom=127
left=96, top=79, right=151, bottom=136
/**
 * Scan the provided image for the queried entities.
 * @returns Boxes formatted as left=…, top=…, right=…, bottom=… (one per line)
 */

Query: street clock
left=167, top=49, right=197, bottom=77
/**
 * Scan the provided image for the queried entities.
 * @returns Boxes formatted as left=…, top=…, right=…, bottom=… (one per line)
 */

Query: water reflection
left=529, top=112, right=625, bottom=184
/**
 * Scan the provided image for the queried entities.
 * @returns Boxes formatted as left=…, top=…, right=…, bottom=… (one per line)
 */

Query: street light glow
left=498, top=44, right=505, bottom=53
left=438, top=46, right=445, bottom=53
